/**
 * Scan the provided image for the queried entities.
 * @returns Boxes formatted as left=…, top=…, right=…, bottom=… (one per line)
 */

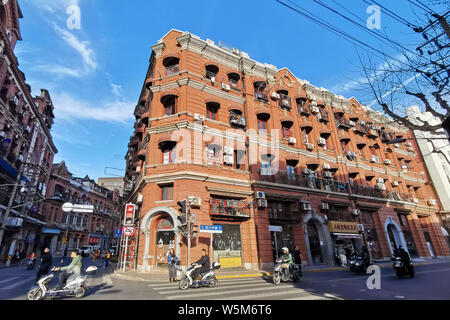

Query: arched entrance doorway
left=307, top=221, right=323, bottom=264
left=141, top=206, right=181, bottom=272
left=384, top=217, right=408, bottom=256
left=387, top=224, right=398, bottom=251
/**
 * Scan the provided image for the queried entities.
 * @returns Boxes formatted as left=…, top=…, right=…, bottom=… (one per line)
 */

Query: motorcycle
left=348, top=256, right=356, bottom=272
left=26, top=258, right=36, bottom=271
left=27, top=266, right=97, bottom=300
left=179, top=262, right=220, bottom=290
left=272, top=259, right=302, bottom=285
left=353, top=255, right=371, bottom=274
left=392, top=256, right=415, bottom=278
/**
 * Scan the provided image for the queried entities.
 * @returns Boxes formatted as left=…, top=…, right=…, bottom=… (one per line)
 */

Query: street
left=1, top=259, right=450, bottom=300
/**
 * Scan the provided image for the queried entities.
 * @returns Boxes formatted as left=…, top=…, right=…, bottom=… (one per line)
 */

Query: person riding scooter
left=192, top=249, right=210, bottom=280
left=396, top=246, right=412, bottom=271
left=53, top=250, right=82, bottom=290
left=279, top=247, right=296, bottom=275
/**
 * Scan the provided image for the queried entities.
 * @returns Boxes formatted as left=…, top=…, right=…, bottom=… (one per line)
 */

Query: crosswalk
left=148, top=277, right=342, bottom=300
left=0, top=275, right=35, bottom=290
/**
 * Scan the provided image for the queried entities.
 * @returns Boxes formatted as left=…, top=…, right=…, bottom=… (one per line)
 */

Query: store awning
left=333, top=233, right=362, bottom=239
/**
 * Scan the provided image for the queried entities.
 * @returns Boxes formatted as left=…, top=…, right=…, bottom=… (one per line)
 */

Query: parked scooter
left=179, top=262, right=220, bottom=290
left=392, top=255, right=415, bottom=278
left=27, top=266, right=97, bottom=300
left=272, top=259, right=302, bottom=285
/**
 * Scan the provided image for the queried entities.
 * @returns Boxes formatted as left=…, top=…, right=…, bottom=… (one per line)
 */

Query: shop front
left=212, top=223, right=243, bottom=268
left=328, top=220, right=364, bottom=264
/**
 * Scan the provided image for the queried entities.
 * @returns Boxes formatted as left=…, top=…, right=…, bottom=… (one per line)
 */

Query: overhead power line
left=361, top=0, right=418, bottom=28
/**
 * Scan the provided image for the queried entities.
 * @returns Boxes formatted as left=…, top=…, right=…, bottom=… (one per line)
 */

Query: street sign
left=124, top=203, right=135, bottom=226
left=200, top=225, right=223, bottom=234
left=123, top=226, right=135, bottom=237
left=62, top=202, right=73, bottom=212
left=114, top=227, right=122, bottom=238
left=269, top=225, right=282, bottom=232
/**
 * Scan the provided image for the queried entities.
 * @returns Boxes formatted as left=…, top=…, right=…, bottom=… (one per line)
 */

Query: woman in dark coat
left=35, top=247, right=52, bottom=283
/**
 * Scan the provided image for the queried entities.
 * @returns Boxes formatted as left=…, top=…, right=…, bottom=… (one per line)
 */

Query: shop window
left=160, top=184, right=173, bottom=201
left=212, top=224, right=243, bottom=266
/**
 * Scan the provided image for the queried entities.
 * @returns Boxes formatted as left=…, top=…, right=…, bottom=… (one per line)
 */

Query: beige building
left=97, top=177, right=125, bottom=196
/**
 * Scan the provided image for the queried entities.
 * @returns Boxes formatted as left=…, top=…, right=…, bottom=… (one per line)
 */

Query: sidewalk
left=111, top=257, right=450, bottom=282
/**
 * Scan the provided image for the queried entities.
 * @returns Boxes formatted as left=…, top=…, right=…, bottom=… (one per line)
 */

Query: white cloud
left=54, top=25, right=97, bottom=71
left=110, top=83, right=123, bottom=97
left=33, top=64, right=83, bottom=78
left=52, top=92, right=135, bottom=124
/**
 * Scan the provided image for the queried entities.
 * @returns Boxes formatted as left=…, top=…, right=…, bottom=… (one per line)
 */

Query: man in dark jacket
left=35, top=247, right=52, bottom=283
left=192, top=249, right=210, bottom=280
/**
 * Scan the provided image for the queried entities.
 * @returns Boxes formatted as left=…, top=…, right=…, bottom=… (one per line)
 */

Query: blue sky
left=14, top=0, right=445, bottom=180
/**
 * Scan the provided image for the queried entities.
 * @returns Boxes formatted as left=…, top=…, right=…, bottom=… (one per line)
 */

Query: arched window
left=163, top=57, right=180, bottom=76
left=205, top=65, right=219, bottom=80
left=206, top=102, right=220, bottom=120
left=254, top=81, right=268, bottom=101
left=161, top=94, right=178, bottom=116
left=227, top=72, right=240, bottom=87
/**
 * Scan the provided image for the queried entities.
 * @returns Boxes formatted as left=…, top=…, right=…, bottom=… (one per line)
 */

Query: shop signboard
left=328, top=221, right=359, bottom=234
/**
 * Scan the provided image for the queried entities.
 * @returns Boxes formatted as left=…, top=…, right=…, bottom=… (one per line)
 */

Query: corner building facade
left=124, top=30, right=449, bottom=272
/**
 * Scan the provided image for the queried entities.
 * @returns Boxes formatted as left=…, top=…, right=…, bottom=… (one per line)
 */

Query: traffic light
left=177, top=200, right=187, bottom=224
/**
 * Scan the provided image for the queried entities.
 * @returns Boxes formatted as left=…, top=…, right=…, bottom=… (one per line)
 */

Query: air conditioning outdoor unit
left=352, top=209, right=361, bottom=216
left=311, top=106, right=320, bottom=114
left=323, top=163, right=331, bottom=170
left=318, top=137, right=326, bottom=145
left=392, top=181, right=399, bottom=187
left=239, top=118, right=246, bottom=127
left=305, top=143, right=314, bottom=151
left=302, top=168, right=311, bottom=175
left=348, top=121, right=356, bottom=127
left=377, top=183, right=386, bottom=191
left=394, top=143, right=399, bottom=148
left=405, top=142, right=412, bottom=147
left=136, top=193, right=143, bottom=203
left=190, top=197, right=202, bottom=207
left=301, top=203, right=312, bottom=211
left=407, top=147, right=414, bottom=152
left=402, top=165, right=408, bottom=169
left=384, top=159, right=392, bottom=165
left=377, top=178, right=384, bottom=183
left=324, top=171, right=333, bottom=178
left=271, top=92, right=280, bottom=99
left=222, top=83, right=230, bottom=91
left=428, top=199, right=437, bottom=206
left=18, top=154, right=24, bottom=162
left=370, top=156, right=378, bottom=163
left=320, top=203, right=329, bottom=210
left=360, top=121, right=365, bottom=125
left=223, top=146, right=234, bottom=155
left=194, top=113, right=205, bottom=122
left=413, top=198, right=419, bottom=204
left=402, top=169, right=408, bottom=174
left=257, top=198, right=268, bottom=208
left=136, top=166, right=141, bottom=173
left=224, top=155, right=234, bottom=164
left=260, top=167, right=272, bottom=176
left=288, top=137, right=296, bottom=145
left=210, top=77, right=215, bottom=83
left=256, top=191, right=266, bottom=199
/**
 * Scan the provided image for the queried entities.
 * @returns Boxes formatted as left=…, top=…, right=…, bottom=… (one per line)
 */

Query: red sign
left=124, top=203, right=135, bottom=225
left=89, top=237, right=100, bottom=244
left=123, top=226, right=135, bottom=237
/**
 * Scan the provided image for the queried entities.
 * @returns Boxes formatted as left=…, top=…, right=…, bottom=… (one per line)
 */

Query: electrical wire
left=361, top=0, right=418, bottom=28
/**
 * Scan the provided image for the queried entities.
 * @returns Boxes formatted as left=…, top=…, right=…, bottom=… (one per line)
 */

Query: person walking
left=35, top=247, right=52, bottom=283
left=339, top=246, right=347, bottom=266
left=104, top=250, right=111, bottom=269
left=167, top=248, right=179, bottom=282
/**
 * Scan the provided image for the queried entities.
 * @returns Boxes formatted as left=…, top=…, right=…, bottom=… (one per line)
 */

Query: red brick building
left=124, top=30, right=449, bottom=272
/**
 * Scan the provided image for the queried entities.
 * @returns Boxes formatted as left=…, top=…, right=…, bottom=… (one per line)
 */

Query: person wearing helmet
left=280, top=247, right=293, bottom=265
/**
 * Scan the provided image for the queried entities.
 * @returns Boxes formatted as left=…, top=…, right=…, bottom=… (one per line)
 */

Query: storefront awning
left=333, top=233, right=362, bottom=239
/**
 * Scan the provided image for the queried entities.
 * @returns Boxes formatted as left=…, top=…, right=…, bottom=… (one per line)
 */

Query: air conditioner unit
left=190, top=197, right=202, bottom=207
left=271, top=92, right=280, bottom=99
left=413, top=198, right=419, bottom=204
left=384, top=159, right=392, bottom=165
left=323, top=163, right=331, bottom=170
left=301, top=203, right=312, bottom=211
left=405, top=142, right=412, bottom=147
left=320, top=203, right=329, bottom=210
left=428, top=199, right=437, bottom=206
left=256, top=191, right=266, bottom=199
left=136, top=166, right=141, bottom=173
left=222, top=83, right=230, bottom=91
left=311, top=106, right=320, bottom=114
left=352, top=209, right=361, bottom=216
left=377, top=183, right=386, bottom=191
left=407, top=147, right=414, bottom=152
left=348, top=121, right=356, bottom=127
left=370, top=156, right=378, bottom=163
left=223, top=146, right=234, bottom=155
left=318, top=137, right=326, bottom=145
left=223, top=155, right=234, bottom=164
left=394, top=143, right=399, bottom=148
left=324, top=171, right=333, bottom=178
left=377, top=178, right=384, bottom=183
left=288, top=137, right=296, bottom=145
left=239, top=118, right=246, bottom=127
left=310, top=100, right=317, bottom=107
left=402, top=165, right=408, bottom=169
left=194, top=113, right=205, bottom=122
left=360, top=121, right=365, bottom=125
left=392, top=181, right=399, bottom=187
left=357, top=224, right=364, bottom=232
left=136, top=193, right=143, bottom=203
left=260, top=168, right=272, bottom=176
left=210, top=77, right=215, bottom=83
left=305, top=143, right=314, bottom=151
left=402, top=169, right=408, bottom=174
left=257, top=198, right=267, bottom=208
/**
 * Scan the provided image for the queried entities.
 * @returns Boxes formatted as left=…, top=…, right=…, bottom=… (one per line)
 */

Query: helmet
left=281, top=247, right=289, bottom=253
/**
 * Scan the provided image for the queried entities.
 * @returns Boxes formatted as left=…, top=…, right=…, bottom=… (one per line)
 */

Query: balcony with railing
left=351, top=185, right=418, bottom=203
left=209, top=199, right=252, bottom=220
left=297, top=99, right=310, bottom=116
left=278, top=94, right=292, bottom=109
left=335, top=116, right=352, bottom=129
left=256, top=170, right=349, bottom=193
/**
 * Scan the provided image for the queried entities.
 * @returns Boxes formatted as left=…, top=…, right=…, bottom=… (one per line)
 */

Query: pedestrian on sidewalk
left=104, top=250, right=111, bottom=269
left=339, top=247, right=347, bottom=266
left=167, top=248, right=179, bottom=282
left=35, top=247, right=52, bottom=283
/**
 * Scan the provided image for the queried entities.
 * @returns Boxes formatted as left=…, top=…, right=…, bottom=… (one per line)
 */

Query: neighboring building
left=123, top=30, right=449, bottom=272
left=407, top=106, right=450, bottom=252
left=0, top=1, right=57, bottom=260
left=97, top=177, right=125, bottom=197
left=42, top=162, right=122, bottom=255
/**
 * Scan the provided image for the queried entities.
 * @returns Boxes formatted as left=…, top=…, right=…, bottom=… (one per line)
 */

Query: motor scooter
left=272, top=258, right=302, bottom=285
left=27, top=266, right=97, bottom=300
left=179, top=262, right=220, bottom=290
left=392, top=255, right=415, bottom=278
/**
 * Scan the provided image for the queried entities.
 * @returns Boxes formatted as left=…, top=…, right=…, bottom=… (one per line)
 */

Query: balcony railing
left=318, top=110, right=329, bottom=123
left=297, top=103, right=310, bottom=116
left=257, top=170, right=349, bottom=193
left=229, top=114, right=246, bottom=128
left=351, top=185, right=418, bottom=203
left=209, top=199, right=251, bottom=219
left=278, top=94, right=292, bottom=109
left=254, top=89, right=269, bottom=102
left=335, top=117, right=352, bottom=129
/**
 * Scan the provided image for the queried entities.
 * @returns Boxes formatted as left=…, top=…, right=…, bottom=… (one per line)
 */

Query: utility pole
left=187, top=198, right=191, bottom=266
left=0, top=162, right=26, bottom=259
